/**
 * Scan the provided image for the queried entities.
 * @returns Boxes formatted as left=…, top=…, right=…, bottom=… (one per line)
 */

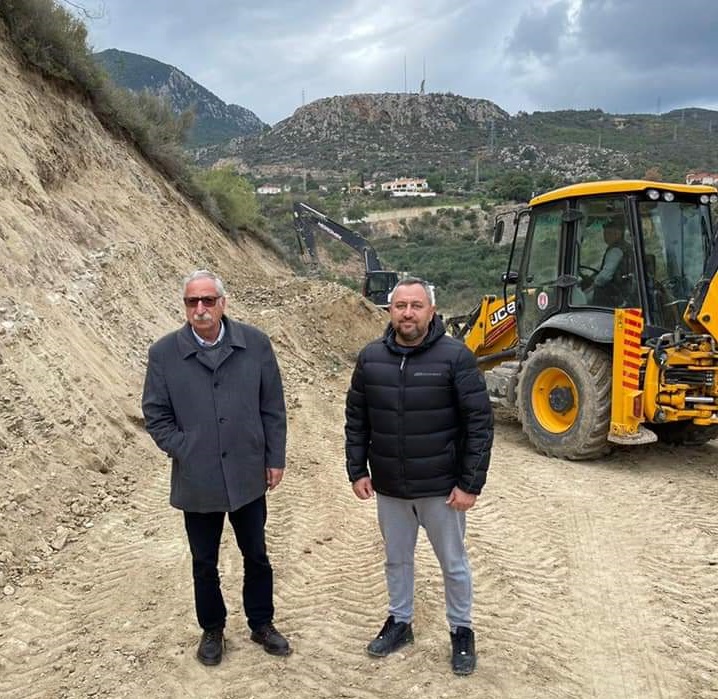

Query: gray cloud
left=503, top=0, right=718, bottom=114
left=81, top=0, right=718, bottom=124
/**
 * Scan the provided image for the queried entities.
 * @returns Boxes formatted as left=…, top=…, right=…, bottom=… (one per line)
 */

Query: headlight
left=647, top=189, right=660, bottom=200
left=700, top=194, right=710, bottom=204
left=711, top=194, right=718, bottom=204
left=663, top=191, right=675, bottom=202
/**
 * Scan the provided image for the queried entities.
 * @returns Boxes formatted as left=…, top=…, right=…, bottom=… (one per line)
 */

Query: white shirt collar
left=191, top=320, right=225, bottom=348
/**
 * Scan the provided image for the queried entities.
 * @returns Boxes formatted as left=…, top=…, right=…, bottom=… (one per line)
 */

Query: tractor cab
left=507, top=182, right=716, bottom=348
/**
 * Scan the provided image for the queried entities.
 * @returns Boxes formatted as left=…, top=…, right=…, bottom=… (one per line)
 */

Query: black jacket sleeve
left=453, top=346, right=494, bottom=495
left=344, top=352, right=371, bottom=482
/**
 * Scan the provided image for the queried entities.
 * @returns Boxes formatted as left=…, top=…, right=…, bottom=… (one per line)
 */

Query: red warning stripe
left=484, top=317, right=516, bottom=344
left=620, top=310, right=643, bottom=390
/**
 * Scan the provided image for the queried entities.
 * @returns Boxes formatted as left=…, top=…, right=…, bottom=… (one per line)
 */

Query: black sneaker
left=366, top=616, right=414, bottom=657
left=250, top=622, right=293, bottom=656
left=197, top=628, right=225, bottom=666
left=450, top=626, right=476, bottom=675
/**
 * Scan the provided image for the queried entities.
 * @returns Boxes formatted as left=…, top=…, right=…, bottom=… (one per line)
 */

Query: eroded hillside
left=0, top=25, right=383, bottom=586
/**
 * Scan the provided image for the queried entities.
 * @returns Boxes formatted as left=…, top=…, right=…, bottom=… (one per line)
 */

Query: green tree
left=195, top=167, right=261, bottom=230
left=346, top=203, right=367, bottom=221
left=426, top=173, right=445, bottom=193
left=492, top=172, right=534, bottom=202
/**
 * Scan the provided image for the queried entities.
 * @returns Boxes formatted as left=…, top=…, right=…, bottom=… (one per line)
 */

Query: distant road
left=345, top=203, right=483, bottom=225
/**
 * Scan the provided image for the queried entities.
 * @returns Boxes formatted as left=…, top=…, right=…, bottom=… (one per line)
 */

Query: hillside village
left=1, top=8, right=718, bottom=699
left=257, top=177, right=437, bottom=198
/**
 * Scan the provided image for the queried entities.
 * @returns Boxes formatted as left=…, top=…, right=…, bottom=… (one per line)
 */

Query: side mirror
left=493, top=219, right=505, bottom=244
left=502, top=270, right=519, bottom=284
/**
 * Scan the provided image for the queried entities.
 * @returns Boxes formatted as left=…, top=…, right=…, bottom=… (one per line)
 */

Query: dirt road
left=1, top=372, right=717, bottom=699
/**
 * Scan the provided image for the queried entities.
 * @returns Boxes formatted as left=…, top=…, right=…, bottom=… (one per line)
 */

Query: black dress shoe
left=250, top=622, right=292, bottom=656
left=197, top=628, right=225, bottom=666
left=366, top=615, right=414, bottom=657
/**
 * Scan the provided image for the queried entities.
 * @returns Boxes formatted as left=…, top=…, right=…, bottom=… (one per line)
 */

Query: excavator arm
left=292, top=202, right=384, bottom=272
left=292, top=201, right=399, bottom=308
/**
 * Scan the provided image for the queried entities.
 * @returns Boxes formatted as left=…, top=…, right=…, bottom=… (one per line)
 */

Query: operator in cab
left=581, top=220, right=633, bottom=306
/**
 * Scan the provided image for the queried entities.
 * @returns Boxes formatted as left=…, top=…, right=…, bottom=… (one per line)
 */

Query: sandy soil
left=0, top=20, right=717, bottom=699
left=2, top=382, right=718, bottom=699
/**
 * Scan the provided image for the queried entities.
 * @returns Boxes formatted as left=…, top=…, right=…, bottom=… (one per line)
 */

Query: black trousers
left=183, top=495, right=274, bottom=632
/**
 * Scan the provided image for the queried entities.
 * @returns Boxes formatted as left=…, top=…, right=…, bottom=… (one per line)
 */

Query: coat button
left=214, top=382, right=220, bottom=388
left=219, top=417, right=226, bottom=424
left=221, top=451, right=227, bottom=458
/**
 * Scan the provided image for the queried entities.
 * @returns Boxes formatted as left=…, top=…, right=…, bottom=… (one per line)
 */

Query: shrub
left=195, top=167, right=261, bottom=231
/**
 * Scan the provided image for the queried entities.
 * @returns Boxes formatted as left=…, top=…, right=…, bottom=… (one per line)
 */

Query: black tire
left=517, top=336, right=612, bottom=460
left=651, top=422, right=718, bottom=446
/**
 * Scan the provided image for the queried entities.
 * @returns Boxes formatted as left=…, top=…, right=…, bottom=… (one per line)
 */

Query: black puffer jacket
left=345, top=317, right=493, bottom=498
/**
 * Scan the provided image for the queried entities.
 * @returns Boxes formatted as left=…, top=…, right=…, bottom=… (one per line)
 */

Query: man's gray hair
left=182, top=269, right=226, bottom=297
left=389, top=277, right=435, bottom=305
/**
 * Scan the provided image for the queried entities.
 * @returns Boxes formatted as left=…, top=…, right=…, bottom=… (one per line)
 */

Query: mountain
left=92, top=49, right=718, bottom=185
left=197, top=92, right=509, bottom=175
left=196, top=94, right=718, bottom=186
left=93, top=48, right=267, bottom=147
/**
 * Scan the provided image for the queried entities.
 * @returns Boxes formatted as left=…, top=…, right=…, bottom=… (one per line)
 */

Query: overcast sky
left=80, top=0, right=718, bottom=126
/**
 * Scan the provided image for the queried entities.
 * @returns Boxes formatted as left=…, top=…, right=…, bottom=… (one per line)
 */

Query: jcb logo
left=490, top=301, right=516, bottom=326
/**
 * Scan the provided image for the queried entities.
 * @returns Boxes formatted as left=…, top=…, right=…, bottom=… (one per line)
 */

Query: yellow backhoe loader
left=447, top=179, right=718, bottom=459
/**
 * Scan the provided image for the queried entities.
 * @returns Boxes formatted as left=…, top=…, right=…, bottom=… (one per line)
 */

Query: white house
left=256, top=184, right=282, bottom=195
left=686, top=171, right=718, bottom=186
left=380, top=177, right=435, bottom=197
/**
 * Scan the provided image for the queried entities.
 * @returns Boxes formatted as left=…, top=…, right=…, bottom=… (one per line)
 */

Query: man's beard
left=395, top=323, right=423, bottom=343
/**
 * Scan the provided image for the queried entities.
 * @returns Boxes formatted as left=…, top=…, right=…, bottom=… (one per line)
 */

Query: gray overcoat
left=141, top=317, right=286, bottom=512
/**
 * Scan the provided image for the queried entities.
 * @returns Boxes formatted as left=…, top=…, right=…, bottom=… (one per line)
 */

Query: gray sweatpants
left=376, top=493, right=473, bottom=630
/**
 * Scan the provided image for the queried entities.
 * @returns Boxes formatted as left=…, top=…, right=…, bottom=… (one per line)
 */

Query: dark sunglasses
left=183, top=296, right=222, bottom=308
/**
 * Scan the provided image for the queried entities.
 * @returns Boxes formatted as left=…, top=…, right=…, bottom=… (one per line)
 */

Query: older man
left=142, top=269, right=291, bottom=665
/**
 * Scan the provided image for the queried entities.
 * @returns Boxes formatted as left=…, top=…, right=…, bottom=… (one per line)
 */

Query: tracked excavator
left=292, top=201, right=399, bottom=308
left=447, top=179, right=718, bottom=459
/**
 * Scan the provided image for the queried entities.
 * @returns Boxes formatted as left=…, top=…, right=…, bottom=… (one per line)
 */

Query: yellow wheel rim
left=531, top=367, right=578, bottom=433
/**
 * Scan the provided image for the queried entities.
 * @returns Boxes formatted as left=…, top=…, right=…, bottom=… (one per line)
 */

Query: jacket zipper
left=398, top=354, right=407, bottom=495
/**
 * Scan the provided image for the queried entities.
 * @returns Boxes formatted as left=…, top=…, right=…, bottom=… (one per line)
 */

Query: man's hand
left=446, top=486, right=477, bottom=512
left=266, top=467, right=284, bottom=490
left=352, top=476, right=374, bottom=500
